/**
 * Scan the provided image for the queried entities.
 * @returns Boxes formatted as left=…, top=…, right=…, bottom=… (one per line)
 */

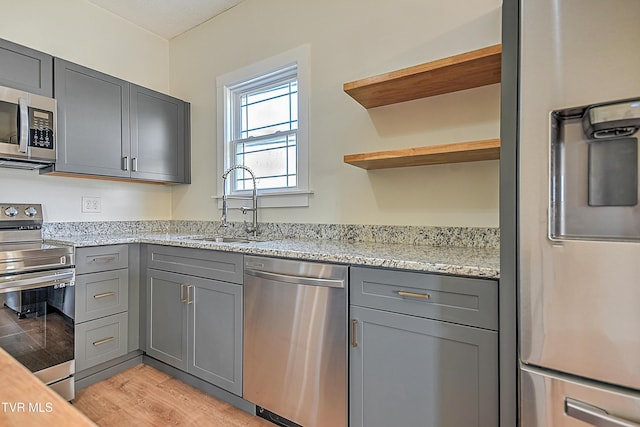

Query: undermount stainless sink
left=189, top=236, right=265, bottom=243
left=204, top=236, right=252, bottom=243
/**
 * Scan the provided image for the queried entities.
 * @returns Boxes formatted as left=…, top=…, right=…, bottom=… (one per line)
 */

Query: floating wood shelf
left=343, top=44, right=502, bottom=108
left=344, top=139, right=500, bottom=170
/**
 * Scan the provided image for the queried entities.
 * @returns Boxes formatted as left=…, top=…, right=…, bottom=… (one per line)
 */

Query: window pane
left=244, top=82, right=292, bottom=104
left=239, top=80, right=298, bottom=139
left=233, top=133, right=297, bottom=191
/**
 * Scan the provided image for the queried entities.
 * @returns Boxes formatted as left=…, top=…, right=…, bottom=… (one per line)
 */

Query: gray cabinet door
left=188, top=276, right=243, bottom=396
left=145, top=269, right=188, bottom=370
left=53, top=58, right=130, bottom=177
left=0, top=38, right=52, bottom=96
left=350, top=306, right=499, bottom=427
left=130, top=85, right=187, bottom=183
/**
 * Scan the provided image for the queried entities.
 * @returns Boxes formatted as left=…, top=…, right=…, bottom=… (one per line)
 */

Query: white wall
left=0, top=0, right=502, bottom=226
left=0, top=0, right=173, bottom=222
left=170, top=0, right=502, bottom=227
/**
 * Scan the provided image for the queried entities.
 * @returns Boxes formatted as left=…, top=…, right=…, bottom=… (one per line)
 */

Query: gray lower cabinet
left=350, top=267, right=499, bottom=427
left=75, top=245, right=130, bottom=372
left=146, top=268, right=243, bottom=396
left=51, top=58, right=189, bottom=183
left=0, top=38, right=52, bottom=96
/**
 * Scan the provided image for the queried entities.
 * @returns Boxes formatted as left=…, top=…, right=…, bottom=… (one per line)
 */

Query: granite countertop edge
left=46, top=233, right=500, bottom=280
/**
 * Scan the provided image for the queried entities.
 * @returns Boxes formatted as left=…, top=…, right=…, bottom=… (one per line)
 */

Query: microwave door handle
left=18, top=98, right=29, bottom=153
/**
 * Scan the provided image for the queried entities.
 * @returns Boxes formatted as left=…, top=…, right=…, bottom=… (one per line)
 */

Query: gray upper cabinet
left=130, top=85, right=187, bottom=183
left=51, top=58, right=190, bottom=183
left=54, top=58, right=131, bottom=178
left=0, top=38, right=53, bottom=96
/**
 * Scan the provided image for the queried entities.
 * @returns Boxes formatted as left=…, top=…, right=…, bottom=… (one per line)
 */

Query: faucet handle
left=244, top=220, right=257, bottom=234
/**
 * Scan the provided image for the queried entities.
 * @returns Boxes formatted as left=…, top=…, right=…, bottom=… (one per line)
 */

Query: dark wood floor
left=73, top=364, right=273, bottom=426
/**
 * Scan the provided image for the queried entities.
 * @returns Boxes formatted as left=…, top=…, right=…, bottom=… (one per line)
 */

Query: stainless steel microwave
left=0, top=85, right=56, bottom=169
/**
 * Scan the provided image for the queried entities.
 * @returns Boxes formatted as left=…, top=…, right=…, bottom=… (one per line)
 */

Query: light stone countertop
left=46, top=233, right=500, bottom=279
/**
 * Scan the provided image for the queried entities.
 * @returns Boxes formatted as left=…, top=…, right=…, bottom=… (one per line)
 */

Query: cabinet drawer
left=75, top=269, right=128, bottom=323
left=75, top=312, right=128, bottom=372
left=76, top=245, right=129, bottom=274
left=146, top=245, right=243, bottom=284
left=350, top=267, right=498, bottom=330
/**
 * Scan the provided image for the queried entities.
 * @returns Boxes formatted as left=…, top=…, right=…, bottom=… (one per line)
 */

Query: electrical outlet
left=82, top=196, right=101, bottom=213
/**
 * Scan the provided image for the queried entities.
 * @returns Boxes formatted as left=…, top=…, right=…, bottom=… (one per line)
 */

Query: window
left=217, top=46, right=310, bottom=208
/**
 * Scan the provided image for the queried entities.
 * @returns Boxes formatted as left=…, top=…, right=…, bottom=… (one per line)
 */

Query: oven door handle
left=0, top=269, right=75, bottom=293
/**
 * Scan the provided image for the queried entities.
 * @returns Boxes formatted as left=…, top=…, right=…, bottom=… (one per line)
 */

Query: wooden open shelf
left=343, top=44, right=502, bottom=108
left=344, top=138, right=500, bottom=170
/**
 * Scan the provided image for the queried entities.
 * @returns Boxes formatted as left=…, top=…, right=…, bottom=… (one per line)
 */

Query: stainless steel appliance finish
left=243, top=255, right=348, bottom=427
left=522, top=365, right=640, bottom=427
left=519, top=0, right=640, bottom=425
left=0, top=203, right=76, bottom=401
left=0, top=85, right=56, bottom=169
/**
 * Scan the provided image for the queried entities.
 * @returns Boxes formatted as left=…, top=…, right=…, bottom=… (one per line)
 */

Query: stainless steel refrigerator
left=519, top=0, right=640, bottom=425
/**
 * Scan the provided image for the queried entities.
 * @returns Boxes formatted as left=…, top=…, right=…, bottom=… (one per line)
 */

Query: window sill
left=213, top=189, right=313, bottom=209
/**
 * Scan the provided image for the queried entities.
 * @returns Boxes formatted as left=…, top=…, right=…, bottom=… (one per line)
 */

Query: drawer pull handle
left=93, top=337, right=115, bottom=346
left=180, top=284, right=189, bottom=303
left=94, top=291, right=116, bottom=299
left=90, top=256, right=116, bottom=263
left=395, top=290, right=430, bottom=300
left=351, top=319, right=358, bottom=348
left=187, top=285, right=194, bottom=305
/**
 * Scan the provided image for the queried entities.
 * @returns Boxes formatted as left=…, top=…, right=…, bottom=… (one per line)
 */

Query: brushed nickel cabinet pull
left=132, top=157, right=138, bottom=172
left=93, top=291, right=116, bottom=299
left=93, top=337, right=115, bottom=346
left=91, top=256, right=116, bottom=263
left=187, top=285, right=194, bottom=304
left=122, top=156, right=129, bottom=171
left=180, top=284, right=187, bottom=303
left=396, top=290, right=430, bottom=300
left=351, top=319, right=358, bottom=348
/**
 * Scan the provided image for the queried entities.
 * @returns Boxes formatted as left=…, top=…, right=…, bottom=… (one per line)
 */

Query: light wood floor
left=72, top=364, right=273, bottom=426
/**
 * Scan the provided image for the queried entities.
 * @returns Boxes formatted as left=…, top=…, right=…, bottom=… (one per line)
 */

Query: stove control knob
left=24, top=206, right=38, bottom=217
left=4, top=206, right=18, bottom=217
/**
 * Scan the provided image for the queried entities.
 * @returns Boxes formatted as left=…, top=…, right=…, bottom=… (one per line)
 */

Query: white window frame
left=216, top=45, right=311, bottom=208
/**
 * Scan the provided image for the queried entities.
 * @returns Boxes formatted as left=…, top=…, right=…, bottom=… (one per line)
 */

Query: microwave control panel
left=28, top=108, right=54, bottom=149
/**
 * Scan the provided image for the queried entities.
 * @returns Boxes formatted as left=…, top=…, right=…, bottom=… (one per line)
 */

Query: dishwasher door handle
left=245, top=268, right=345, bottom=288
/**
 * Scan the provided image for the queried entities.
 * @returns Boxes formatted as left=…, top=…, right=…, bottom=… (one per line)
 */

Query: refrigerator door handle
left=566, top=398, right=640, bottom=427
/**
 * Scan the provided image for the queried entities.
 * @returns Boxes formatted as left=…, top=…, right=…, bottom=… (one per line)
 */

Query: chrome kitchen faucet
left=221, top=165, right=259, bottom=237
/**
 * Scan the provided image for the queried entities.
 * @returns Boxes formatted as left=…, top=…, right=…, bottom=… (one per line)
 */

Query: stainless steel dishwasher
left=243, top=255, right=348, bottom=427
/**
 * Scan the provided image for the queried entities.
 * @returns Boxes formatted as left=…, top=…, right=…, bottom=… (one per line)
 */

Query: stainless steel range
left=0, top=203, right=75, bottom=400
